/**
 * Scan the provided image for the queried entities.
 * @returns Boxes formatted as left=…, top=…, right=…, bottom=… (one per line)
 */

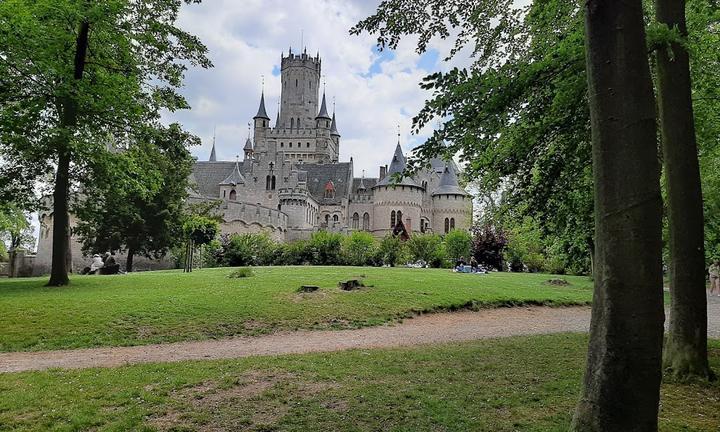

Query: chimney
left=379, top=165, right=387, bottom=179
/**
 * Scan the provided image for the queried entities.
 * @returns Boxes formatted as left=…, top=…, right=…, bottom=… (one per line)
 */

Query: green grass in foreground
left=0, top=334, right=717, bottom=431
left=0, top=267, right=593, bottom=352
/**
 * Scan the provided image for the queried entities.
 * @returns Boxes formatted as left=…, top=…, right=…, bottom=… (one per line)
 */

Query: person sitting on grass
left=89, top=254, right=104, bottom=275
left=470, top=256, right=478, bottom=273
left=100, top=252, right=121, bottom=275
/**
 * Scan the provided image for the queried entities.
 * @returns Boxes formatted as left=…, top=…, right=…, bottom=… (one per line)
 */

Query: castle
left=191, top=48, right=473, bottom=242
left=32, top=48, right=472, bottom=274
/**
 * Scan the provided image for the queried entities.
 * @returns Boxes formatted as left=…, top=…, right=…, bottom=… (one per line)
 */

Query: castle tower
left=431, top=164, right=471, bottom=233
left=279, top=48, right=321, bottom=129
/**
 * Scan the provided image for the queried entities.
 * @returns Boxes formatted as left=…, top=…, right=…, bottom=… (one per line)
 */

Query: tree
left=309, top=231, right=344, bottom=265
left=0, top=205, right=34, bottom=252
left=571, top=1, right=664, bottom=430
left=406, top=233, right=446, bottom=267
left=654, top=0, right=714, bottom=380
left=0, top=0, right=211, bottom=285
left=378, top=235, right=406, bottom=267
left=342, top=231, right=377, bottom=266
left=74, top=124, right=196, bottom=272
left=182, top=216, right=218, bottom=272
left=444, top=229, right=472, bottom=262
left=471, top=224, right=507, bottom=270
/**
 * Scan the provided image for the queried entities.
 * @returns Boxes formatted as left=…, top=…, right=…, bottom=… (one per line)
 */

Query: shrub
left=228, top=267, right=254, bottom=278
left=309, top=231, right=344, bottom=265
left=444, top=229, right=472, bottom=262
left=505, top=217, right=546, bottom=272
left=342, top=231, right=377, bottom=266
left=224, top=233, right=277, bottom=267
left=274, top=239, right=314, bottom=265
left=377, top=235, right=405, bottom=267
left=471, top=225, right=508, bottom=270
left=406, top=233, right=446, bottom=268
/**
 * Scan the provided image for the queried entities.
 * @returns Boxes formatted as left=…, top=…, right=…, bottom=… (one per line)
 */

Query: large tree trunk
left=571, top=1, right=665, bottom=430
left=126, top=248, right=134, bottom=273
left=47, top=20, right=90, bottom=286
left=655, top=0, right=713, bottom=381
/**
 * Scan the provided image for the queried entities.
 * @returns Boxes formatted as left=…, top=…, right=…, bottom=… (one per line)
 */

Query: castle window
left=291, top=118, right=294, bottom=129
left=324, top=181, right=335, bottom=199
left=363, top=213, right=370, bottom=230
left=444, top=218, right=450, bottom=234
left=391, top=210, right=396, bottom=228
left=295, top=78, right=298, bottom=87
left=229, top=189, right=237, bottom=201
left=352, top=213, right=359, bottom=229
left=280, top=142, right=284, bottom=147
left=289, top=142, right=293, bottom=148
left=325, top=214, right=330, bottom=225
left=297, top=117, right=300, bottom=128
left=266, top=175, right=271, bottom=190
left=333, top=215, right=339, bottom=223
left=309, top=81, right=312, bottom=89
left=307, top=142, right=310, bottom=148
left=223, top=190, right=226, bottom=198
left=450, top=218, right=455, bottom=230
left=271, top=175, right=276, bottom=190
left=397, top=210, right=403, bottom=224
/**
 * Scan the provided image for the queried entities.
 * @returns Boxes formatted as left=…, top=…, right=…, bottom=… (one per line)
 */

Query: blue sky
left=164, top=0, right=470, bottom=178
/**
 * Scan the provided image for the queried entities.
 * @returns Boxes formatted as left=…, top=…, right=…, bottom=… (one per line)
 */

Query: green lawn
left=0, top=334, right=716, bottom=431
left=0, top=267, right=593, bottom=352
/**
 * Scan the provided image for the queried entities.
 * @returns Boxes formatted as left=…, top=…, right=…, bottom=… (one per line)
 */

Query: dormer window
left=324, top=181, right=335, bottom=199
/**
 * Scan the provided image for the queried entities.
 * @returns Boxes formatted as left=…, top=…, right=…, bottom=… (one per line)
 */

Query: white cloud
left=166, top=0, right=472, bottom=176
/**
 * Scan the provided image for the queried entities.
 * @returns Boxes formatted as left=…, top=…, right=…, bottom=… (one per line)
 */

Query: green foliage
left=342, top=232, right=378, bottom=266
left=227, top=267, right=254, bottom=279
left=377, top=235, right=406, bottom=267
left=74, top=124, right=197, bottom=263
left=308, top=231, right=344, bottom=265
left=406, top=233, right=446, bottom=268
left=444, top=229, right=472, bottom=262
left=505, top=217, right=547, bottom=273
left=274, top=240, right=314, bottom=266
left=0, top=204, right=34, bottom=252
left=182, top=216, right=219, bottom=246
left=223, top=233, right=276, bottom=267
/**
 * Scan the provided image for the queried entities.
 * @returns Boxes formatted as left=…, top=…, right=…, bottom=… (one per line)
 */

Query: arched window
left=289, top=142, right=293, bottom=148
left=352, top=212, right=359, bottom=229
left=291, top=118, right=294, bottom=129
left=270, top=175, right=276, bottom=190
left=325, top=214, right=330, bottom=225
left=444, top=218, right=450, bottom=233
left=297, top=117, right=300, bottom=128
left=391, top=210, right=396, bottom=228
left=280, top=142, right=284, bottom=147
left=307, top=142, right=310, bottom=148
left=363, top=213, right=370, bottom=230
left=223, top=190, right=226, bottom=198
left=266, top=175, right=271, bottom=190
left=333, top=214, right=339, bottom=223
left=229, top=189, right=237, bottom=201
left=397, top=210, right=403, bottom=225
left=450, top=218, right=455, bottom=230
left=295, top=78, right=298, bottom=87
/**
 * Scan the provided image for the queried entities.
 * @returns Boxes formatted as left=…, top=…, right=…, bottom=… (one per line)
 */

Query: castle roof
left=302, top=162, right=352, bottom=205
left=254, top=92, right=270, bottom=120
left=433, top=164, right=468, bottom=196
left=316, top=92, right=331, bottom=120
left=376, top=142, right=419, bottom=188
left=330, top=112, right=340, bottom=136
left=219, top=161, right=246, bottom=186
left=244, top=137, right=253, bottom=151
left=353, top=177, right=377, bottom=193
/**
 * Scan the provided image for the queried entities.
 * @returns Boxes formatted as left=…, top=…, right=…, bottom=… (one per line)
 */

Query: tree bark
left=47, top=20, right=90, bottom=286
left=655, top=0, right=713, bottom=381
left=571, top=1, right=665, bottom=431
left=126, top=248, right=134, bottom=273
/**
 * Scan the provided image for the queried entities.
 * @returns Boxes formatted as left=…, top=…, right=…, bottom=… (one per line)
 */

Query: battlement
left=281, top=50, right=321, bottom=72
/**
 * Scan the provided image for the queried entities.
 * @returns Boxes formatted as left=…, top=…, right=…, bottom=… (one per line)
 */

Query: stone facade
left=197, top=48, right=473, bottom=241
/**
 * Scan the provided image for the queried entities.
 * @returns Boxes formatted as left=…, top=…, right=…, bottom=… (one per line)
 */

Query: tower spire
left=209, top=126, right=217, bottom=161
left=316, top=91, right=331, bottom=120
left=254, top=91, right=270, bottom=120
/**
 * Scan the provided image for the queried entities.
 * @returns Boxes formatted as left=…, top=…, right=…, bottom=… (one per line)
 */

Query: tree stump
left=298, top=285, right=319, bottom=293
left=338, top=279, right=363, bottom=291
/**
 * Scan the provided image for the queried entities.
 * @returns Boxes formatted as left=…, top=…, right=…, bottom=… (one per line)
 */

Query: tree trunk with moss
left=571, top=0, right=665, bottom=430
left=655, top=0, right=713, bottom=380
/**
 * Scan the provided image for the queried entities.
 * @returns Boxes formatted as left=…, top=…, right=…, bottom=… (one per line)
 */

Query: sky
left=164, top=0, right=472, bottom=179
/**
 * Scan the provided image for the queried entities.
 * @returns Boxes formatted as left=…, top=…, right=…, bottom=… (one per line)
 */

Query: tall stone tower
left=279, top=48, right=321, bottom=130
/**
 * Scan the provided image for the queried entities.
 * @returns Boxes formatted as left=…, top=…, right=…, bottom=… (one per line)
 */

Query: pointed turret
left=243, top=137, right=253, bottom=160
left=330, top=111, right=340, bottom=137
left=432, top=163, right=468, bottom=196
left=219, top=160, right=246, bottom=186
left=316, top=92, right=331, bottom=120
left=376, top=142, right=418, bottom=187
left=254, top=92, right=270, bottom=120
left=209, top=140, right=217, bottom=162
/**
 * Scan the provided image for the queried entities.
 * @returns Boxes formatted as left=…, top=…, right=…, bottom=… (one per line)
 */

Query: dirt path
left=1, top=298, right=719, bottom=373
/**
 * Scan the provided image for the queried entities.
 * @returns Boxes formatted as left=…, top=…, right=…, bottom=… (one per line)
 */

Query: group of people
left=709, top=260, right=720, bottom=296
left=81, top=252, right=121, bottom=275
left=454, top=256, right=487, bottom=274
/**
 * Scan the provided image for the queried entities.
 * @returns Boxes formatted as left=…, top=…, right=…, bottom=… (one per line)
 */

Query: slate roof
left=220, top=161, right=246, bottom=186
left=433, top=164, right=468, bottom=196
left=376, top=143, right=419, bottom=187
left=330, top=112, right=340, bottom=136
left=303, top=162, right=352, bottom=204
left=192, top=161, right=238, bottom=197
left=254, top=92, right=270, bottom=120
left=316, top=92, right=331, bottom=119
left=352, top=177, right=378, bottom=193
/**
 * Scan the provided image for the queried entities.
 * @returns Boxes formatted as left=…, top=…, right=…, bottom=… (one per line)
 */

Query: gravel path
left=1, top=297, right=718, bottom=374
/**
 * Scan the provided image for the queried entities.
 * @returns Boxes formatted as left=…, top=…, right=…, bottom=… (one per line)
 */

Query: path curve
left=2, top=297, right=719, bottom=373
